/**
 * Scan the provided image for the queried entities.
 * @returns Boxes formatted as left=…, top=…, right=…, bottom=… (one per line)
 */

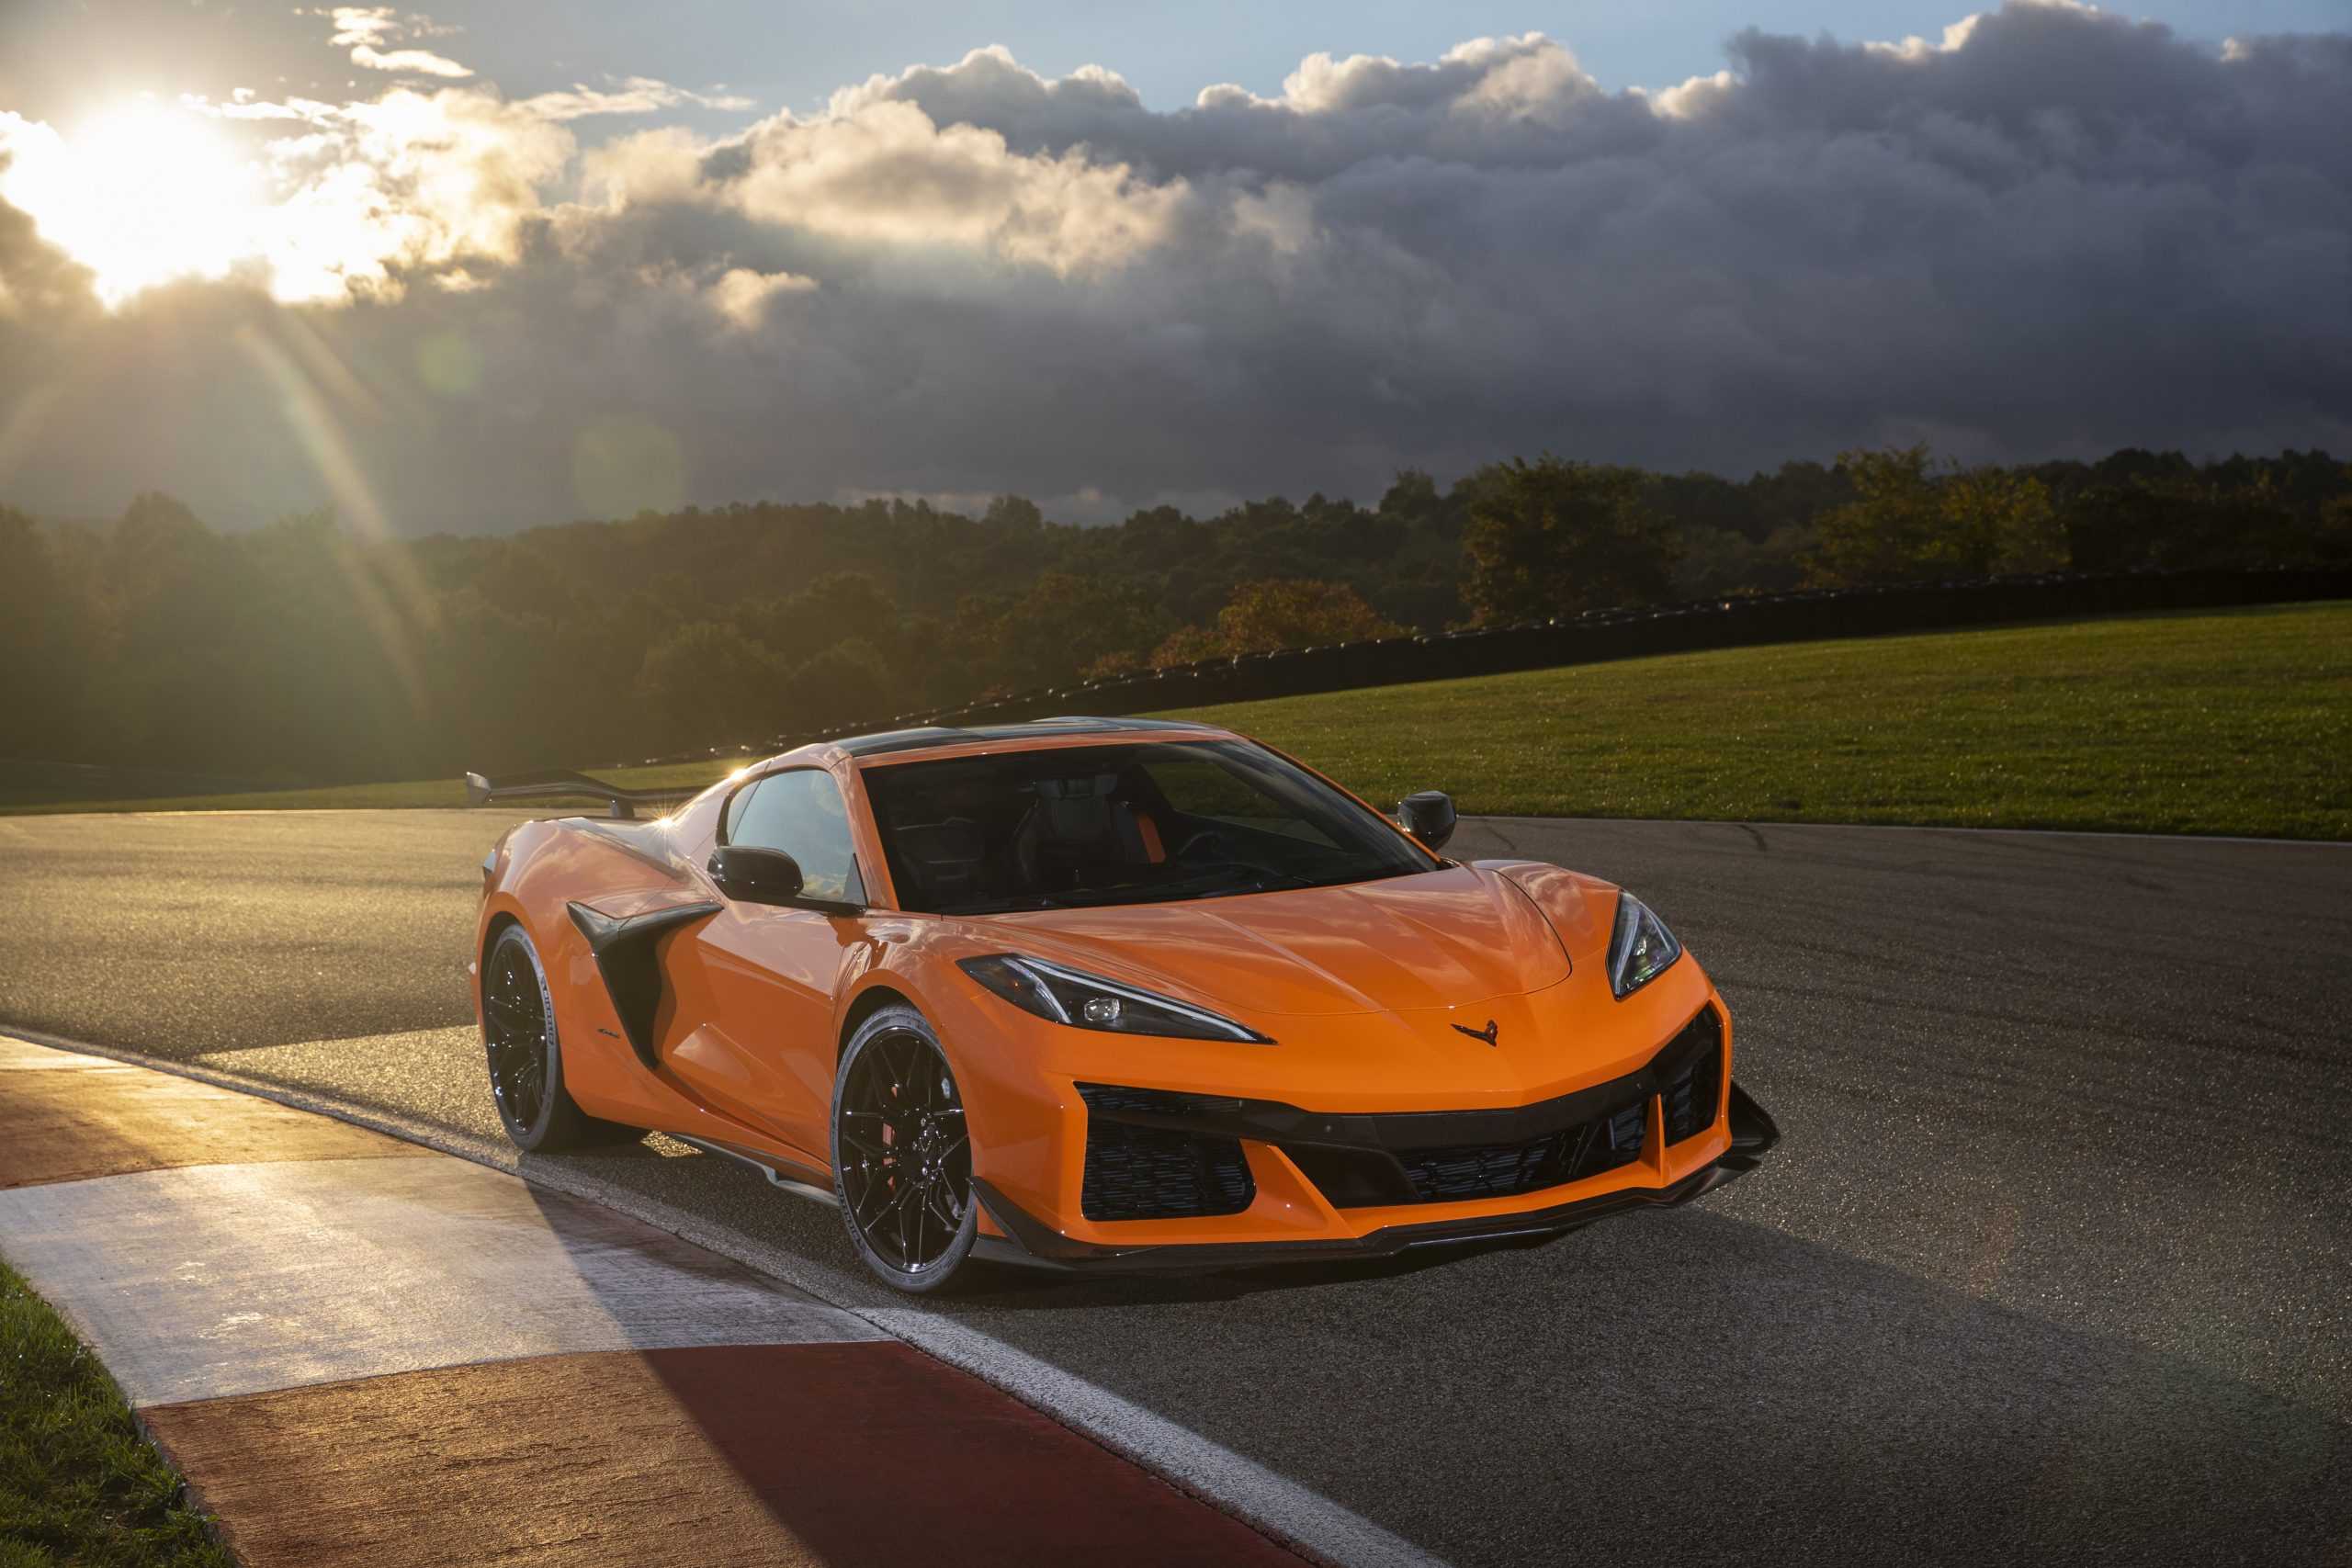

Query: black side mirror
left=1398, top=790, right=1457, bottom=851
left=708, top=844, right=806, bottom=906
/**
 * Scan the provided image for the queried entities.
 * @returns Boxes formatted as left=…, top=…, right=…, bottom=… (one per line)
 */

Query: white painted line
left=869, top=1307, right=1444, bottom=1568
left=1, top=1029, right=1449, bottom=1568
left=0, top=1155, right=881, bottom=1406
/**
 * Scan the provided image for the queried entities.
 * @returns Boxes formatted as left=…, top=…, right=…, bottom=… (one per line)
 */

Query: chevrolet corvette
left=468, top=716, right=1777, bottom=1292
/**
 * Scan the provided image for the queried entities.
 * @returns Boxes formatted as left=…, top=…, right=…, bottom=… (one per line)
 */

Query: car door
left=666, top=766, right=870, bottom=1161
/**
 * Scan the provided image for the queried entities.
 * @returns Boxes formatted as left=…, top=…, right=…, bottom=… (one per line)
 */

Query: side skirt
left=673, top=1134, right=841, bottom=1208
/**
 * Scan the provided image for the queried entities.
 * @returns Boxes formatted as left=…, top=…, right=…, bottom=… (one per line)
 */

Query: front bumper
left=971, top=1079, right=1781, bottom=1274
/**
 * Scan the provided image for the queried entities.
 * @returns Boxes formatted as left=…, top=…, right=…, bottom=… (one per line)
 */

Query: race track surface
left=1, top=807, right=2346, bottom=1565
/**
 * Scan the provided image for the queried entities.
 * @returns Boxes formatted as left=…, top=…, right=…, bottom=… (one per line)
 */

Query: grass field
left=1169, top=602, right=2351, bottom=840
left=7, top=604, right=2346, bottom=839
left=0, top=1259, right=233, bottom=1568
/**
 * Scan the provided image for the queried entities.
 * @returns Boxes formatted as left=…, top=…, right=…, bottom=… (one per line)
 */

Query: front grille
left=1078, top=1084, right=1255, bottom=1222
left=1391, top=1094, right=1645, bottom=1203
left=1398, top=1130, right=1575, bottom=1202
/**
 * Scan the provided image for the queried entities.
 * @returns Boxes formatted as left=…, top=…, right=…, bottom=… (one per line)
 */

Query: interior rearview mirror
left=1398, top=790, right=1457, bottom=851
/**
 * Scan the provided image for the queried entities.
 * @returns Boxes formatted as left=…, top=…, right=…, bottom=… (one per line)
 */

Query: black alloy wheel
left=481, top=923, right=642, bottom=1153
left=483, top=926, right=552, bottom=1134
left=832, top=1006, right=978, bottom=1291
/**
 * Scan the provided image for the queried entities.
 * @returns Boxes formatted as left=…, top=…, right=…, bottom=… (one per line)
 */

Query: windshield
left=859, top=739, right=1434, bottom=915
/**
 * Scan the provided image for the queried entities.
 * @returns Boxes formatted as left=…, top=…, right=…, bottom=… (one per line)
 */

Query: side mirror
left=708, top=844, right=806, bottom=906
left=1398, top=790, right=1457, bottom=851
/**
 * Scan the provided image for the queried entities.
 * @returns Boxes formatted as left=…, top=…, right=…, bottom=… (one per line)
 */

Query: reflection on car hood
left=984, top=864, right=1573, bottom=1016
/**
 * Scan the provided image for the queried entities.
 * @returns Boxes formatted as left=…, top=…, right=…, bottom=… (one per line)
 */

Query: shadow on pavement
left=523, top=1139, right=2348, bottom=1566
left=933, top=1206, right=2348, bottom=1567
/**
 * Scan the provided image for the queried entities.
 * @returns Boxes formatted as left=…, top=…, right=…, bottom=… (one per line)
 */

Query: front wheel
left=831, top=1006, right=978, bottom=1292
left=481, top=922, right=643, bottom=1153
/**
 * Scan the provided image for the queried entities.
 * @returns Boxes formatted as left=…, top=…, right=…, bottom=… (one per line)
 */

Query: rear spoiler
left=463, top=769, right=679, bottom=821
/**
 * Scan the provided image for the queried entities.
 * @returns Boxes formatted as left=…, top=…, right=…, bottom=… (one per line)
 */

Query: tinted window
left=728, top=769, right=865, bottom=903
left=860, top=740, right=1431, bottom=916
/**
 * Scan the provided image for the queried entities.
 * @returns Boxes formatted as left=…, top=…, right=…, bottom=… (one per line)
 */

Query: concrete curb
left=0, top=1027, right=1445, bottom=1568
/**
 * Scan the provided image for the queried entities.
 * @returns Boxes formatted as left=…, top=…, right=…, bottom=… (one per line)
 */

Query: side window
left=723, top=777, right=762, bottom=842
left=727, top=770, right=866, bottom=903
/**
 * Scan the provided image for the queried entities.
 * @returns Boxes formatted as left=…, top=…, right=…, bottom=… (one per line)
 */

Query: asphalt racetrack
left=2, top=807, right=2346, bottom=1566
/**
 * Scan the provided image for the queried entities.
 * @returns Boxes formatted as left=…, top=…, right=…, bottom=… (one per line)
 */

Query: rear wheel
left=831, top=1006, right=978, bottom=1292
left=481, top=923, right=642, bottom=1153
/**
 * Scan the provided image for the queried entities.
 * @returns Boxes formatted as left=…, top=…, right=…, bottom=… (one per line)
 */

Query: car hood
left=981, top=864, right=1574, bottom=1017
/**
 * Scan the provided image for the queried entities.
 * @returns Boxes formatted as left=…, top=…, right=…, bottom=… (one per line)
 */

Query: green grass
left=8, top=604, right=2347, bottom=839
left=1161, top=603, right=2352, bottom=840
left=0, top=1259, right=234, bottom=1568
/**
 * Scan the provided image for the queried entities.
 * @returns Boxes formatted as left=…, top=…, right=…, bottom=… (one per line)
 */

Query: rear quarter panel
left=476, top=818, right=718, bottom=1131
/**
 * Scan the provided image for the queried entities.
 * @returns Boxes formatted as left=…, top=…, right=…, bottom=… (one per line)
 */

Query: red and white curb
left=0, top=1034, right=1382, bottom=1567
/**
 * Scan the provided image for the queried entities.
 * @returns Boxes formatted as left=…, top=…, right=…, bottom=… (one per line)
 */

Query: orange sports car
left=469, top=717, right=1777, bottom=1292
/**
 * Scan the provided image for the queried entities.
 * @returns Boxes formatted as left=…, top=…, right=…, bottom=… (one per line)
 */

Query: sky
left=0, top=0, right=2347, bottom=531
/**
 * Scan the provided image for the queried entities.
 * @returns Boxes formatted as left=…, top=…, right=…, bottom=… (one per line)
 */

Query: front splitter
left=971, top=1079, right=1780, bottom=1274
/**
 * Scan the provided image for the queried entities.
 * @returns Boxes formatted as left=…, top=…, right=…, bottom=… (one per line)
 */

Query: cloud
left=326, top=7, right=471, bottom=77
left=706, top=97, right=1192, bottom=274
left=0, top=2, right=2347, bottom=534
left=323, top=7, right=400, bottom=48
left=705, top=265, right=818, bottom=331
left=349, top=45, right=473, bottom=78
left=518, top=77, right=755, bottom=121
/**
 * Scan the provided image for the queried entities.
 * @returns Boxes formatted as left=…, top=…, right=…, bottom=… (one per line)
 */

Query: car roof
left=828, top=716, right=1232, bottom=759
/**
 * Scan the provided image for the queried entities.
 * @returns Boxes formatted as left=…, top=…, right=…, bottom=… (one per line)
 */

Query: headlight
left=956, top=954, right=1273, bottom=1043
left=1607, top=892, right=1683, bottom=998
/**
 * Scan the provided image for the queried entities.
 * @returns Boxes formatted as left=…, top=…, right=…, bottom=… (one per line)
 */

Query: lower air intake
left=1662, top=1008, right=1724, bottom=1144
left=1077, top=1084, right=1255, bottom=1222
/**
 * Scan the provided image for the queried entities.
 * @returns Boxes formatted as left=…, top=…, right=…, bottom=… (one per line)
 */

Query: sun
left=2, top=98, right=266, bottom=307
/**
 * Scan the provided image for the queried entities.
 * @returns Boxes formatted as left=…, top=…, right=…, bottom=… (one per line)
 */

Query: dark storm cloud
left=1, top=0, right=2346, bottom=532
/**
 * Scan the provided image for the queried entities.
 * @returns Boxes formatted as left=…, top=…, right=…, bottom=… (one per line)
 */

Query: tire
left=831, top=1005, right=979, bottom=1293
left=481, top=922, right=644, bottom=1153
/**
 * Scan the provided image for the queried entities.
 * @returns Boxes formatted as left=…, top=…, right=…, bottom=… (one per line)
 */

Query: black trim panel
left=1726, top=1079, right=1781, bottom=1159
left=564, top=899, right=721, bottom=1069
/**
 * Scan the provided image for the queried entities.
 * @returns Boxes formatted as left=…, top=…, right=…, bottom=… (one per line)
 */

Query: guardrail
left=603, top=564, right=2352, bottom=777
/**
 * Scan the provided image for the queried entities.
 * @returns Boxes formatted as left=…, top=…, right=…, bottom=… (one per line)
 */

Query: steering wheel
left=1172, top=827, right=1237, bottom=863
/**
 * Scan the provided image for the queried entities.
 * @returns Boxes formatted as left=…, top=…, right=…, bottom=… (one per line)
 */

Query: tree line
left=3, top=446, right=2345, bottom=790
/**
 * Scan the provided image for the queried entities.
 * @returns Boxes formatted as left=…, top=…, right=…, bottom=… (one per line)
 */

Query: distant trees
left=793, top=639, right=895, bottom=731
left=636, top=622, right=782, bottom=754
left=1805, top=447, right=2060, bottom=587
left=2062, top=469, right=2330, bottom=573
left=4, top=443, right=2345, bottom=788
left=1460, top=457, right=1678, bottom=625
left=0, top=505, right=73, bottom=761
left=974, top=571, right=1177, bottom=693
left=982, top=495, right=1045, bottom=532
left=1148, top=579, right=1408, bottom=669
